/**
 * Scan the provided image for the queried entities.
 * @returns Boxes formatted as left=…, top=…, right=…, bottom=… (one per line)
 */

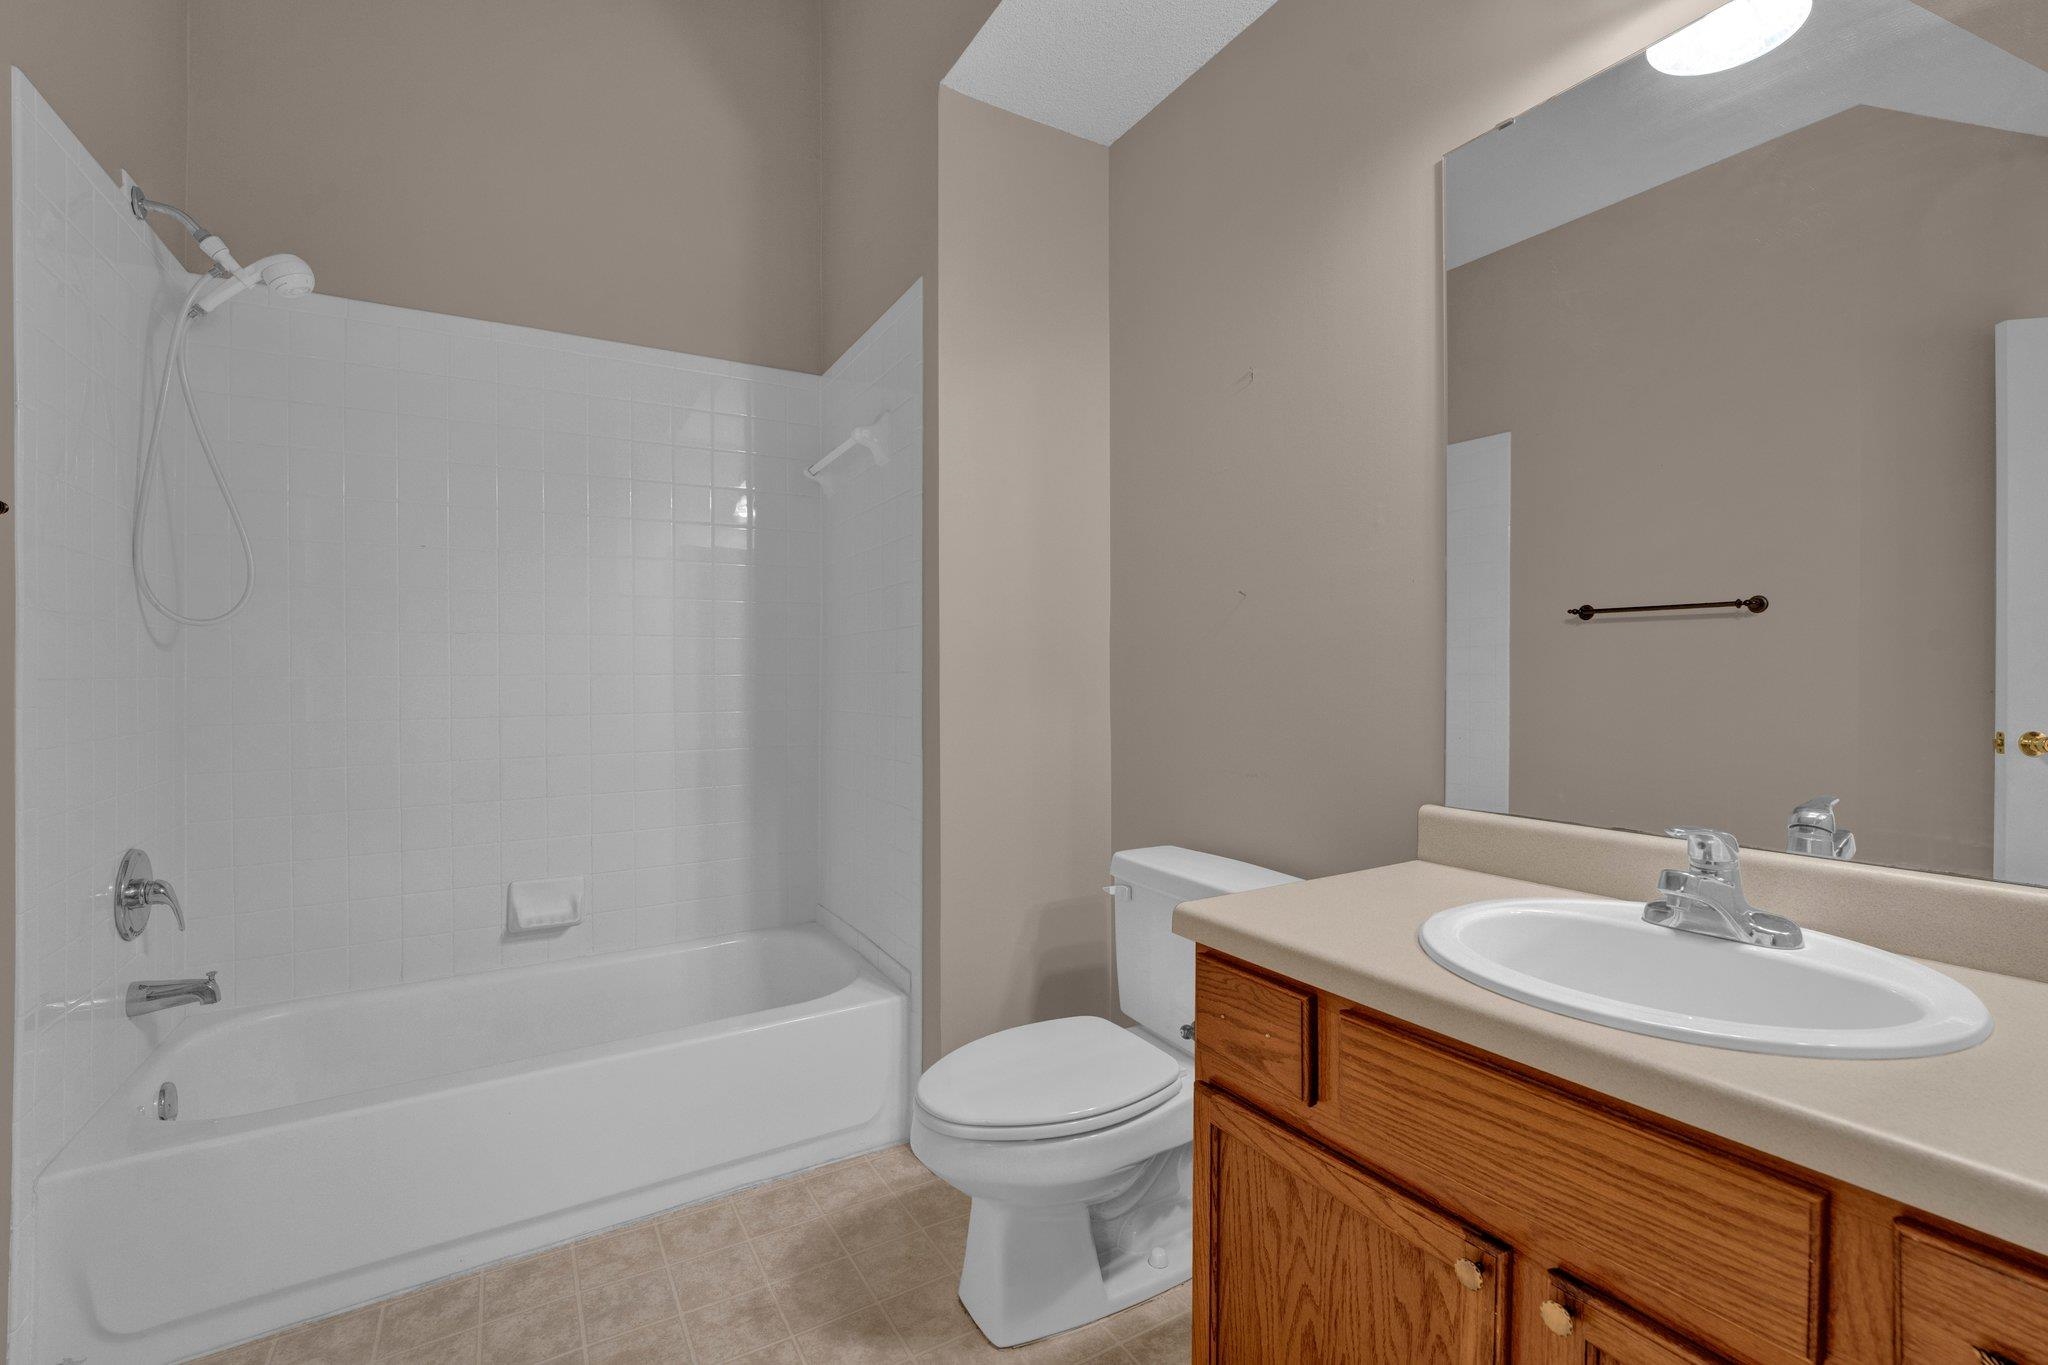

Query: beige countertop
left=1173, top=858, right=2048, bottom=1257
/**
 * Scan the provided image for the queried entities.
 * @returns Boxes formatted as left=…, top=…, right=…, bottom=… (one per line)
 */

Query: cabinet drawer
left=1538, top=1271, right=1732, bottom=1364
left=1898, top=1222, right=2048, bottom=1364
left=1327, top=1010, right=1825, bottom=1365
left=1195, top=952, right=1315, bottom=1107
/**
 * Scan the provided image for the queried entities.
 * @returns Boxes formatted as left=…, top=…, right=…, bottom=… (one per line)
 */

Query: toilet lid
left=916, top=1016, right=1182, bottom=1133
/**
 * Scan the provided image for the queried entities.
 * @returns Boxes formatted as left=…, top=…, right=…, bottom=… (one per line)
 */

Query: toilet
left=910, top=846, right=1297, bottom=1347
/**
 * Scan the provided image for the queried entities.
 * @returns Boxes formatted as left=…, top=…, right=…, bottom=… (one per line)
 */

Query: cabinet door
left=1194, top=1084, right=1508, bottom=1364
left=1530, top=1273, right=1731, bottom=1365
left=1897, top=1222, right=2048, bottom=1364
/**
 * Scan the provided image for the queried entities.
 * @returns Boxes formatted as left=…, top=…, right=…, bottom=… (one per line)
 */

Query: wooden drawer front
left=1196, top=952, right=1315, bottom=1107
left=1329, top=1011, right=1824, bottom=1365
left=1538, top=1271, right=1732, bottom=1364
left=1898, top=1222, right=2048, bottom=1364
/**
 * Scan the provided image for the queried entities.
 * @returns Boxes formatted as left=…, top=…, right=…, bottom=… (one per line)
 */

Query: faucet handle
left=1665, top=827, right=1741, bottom=874
left=1787, top=797, right=1856, bottom=860
left=1790, top=796, right=1842, bottom=831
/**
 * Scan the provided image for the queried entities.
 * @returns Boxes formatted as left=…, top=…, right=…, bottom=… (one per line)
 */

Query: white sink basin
left=1419, top=898, right=1992, bottom=1058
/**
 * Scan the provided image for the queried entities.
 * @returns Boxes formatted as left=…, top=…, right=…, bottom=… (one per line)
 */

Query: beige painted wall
left=933, top=88, right=1111, bottom=1058
left=820, top=0, right=997, bottom=366
left=185, top=0, right=825, bottom=372
left=1449, top=107, right=2048, bottom=877
left=1, top=0, right=192, bottom=1322
left=1107, top=0, right=1726, bottom=881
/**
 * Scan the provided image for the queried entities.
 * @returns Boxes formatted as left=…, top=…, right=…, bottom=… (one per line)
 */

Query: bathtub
left=34, top=925, right=907, bottom=1365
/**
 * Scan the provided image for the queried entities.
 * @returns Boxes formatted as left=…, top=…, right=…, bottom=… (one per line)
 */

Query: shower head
left=130, top=184, right=314, bottom=313
left=252, top=254, right=316, bottom=299
left=192, top=253, right=317, bottom=315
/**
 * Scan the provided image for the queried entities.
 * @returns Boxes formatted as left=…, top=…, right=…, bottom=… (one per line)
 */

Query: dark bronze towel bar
left=1567, top=595, right=1768, bottom=621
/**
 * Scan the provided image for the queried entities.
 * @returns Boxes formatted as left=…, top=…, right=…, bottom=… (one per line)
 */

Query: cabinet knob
left=1452, top=1258, right=1485, bottom=1292
left=1538, top=1300, right=1575, bottom=1337
left=1973, top=1349, right=2016, bottom=1365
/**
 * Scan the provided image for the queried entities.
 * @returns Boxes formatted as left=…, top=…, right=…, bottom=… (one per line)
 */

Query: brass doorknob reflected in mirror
left=2020, top=730, right=2048, bottom=758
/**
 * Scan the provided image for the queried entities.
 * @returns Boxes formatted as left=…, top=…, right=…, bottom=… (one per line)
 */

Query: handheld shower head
left=254, top=254, right=316, bottom=299
left=192, top=253, right=317, bottom=314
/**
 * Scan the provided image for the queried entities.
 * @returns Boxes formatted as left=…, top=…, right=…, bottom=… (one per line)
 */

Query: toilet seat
left=915, top=1017, right=1182, bottom=1142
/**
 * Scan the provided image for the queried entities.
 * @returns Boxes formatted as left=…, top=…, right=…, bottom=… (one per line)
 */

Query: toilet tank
left=1109, top=846, right=1298, bottom=1054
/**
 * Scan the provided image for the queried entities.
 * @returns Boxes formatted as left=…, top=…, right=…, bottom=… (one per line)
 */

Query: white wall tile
left=816, top=282, right=924, bottom=1074
left=181, top=284, right=826, bottom=1002
left=10, top=71, right=197, bottom=1352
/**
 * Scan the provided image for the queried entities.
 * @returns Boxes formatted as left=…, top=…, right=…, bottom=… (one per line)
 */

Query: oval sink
left=1419, top=898, right=1991, bottom=1058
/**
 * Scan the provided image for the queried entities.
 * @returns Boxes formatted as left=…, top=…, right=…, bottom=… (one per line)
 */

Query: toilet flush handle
left=1103, top=884, right=1129, bottom=900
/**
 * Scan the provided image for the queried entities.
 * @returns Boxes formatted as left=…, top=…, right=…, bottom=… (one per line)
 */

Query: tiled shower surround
left=181, top=286, right=830, bottom=1002
left=10, top=71, right=196, bottom=1357
left=12, top=74, right=923, bottom=1360
left=818, top=283, right=924, bottom=1064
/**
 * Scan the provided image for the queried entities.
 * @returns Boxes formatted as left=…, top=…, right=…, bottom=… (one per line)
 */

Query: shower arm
left=130, top=184, right=242, bottom=275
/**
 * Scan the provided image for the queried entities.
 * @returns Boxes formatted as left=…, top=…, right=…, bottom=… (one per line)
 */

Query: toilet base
left=955, top=1187, right=1191, bottom=1347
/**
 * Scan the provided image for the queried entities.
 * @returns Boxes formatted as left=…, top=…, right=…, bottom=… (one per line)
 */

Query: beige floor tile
left=854, top=1231, right=953, bottom=1300
left=385, top=1328, right=481, bottom=1365
left=583, top=1319, right=691, bottom=1365
left=910, top=1320, right=1120, bottom=1364
left=749, top=1215, right=845, bottom=1282
left=894, top=1183, right=969, bottom=1229
left=379, top=1278, right=480, bottom=1356
left=190, top=1341, right=276, bottom=1365
left=877, top=1279, right=976, bottom=1356
left=800, top=1158, right=888, bottom=1213
left=574, top=1225, right=666, bottom=1289
left=481, top=1249, right=580, bottom=1322
left=925, top=1216, right=970, bottom=1267
left=671, top=1241, right=767, bottom=1312
left=793, top=1303, right=912, bottom=1363
left=682, top=1287, right=792, bottom=1363
left=1103, top=1282, right=1189, bottom=1343
left=656, top=1198, right=749, bottom=1261
left=1115, top=1314, right=1189, bottom=1365
left=479, top=1294, right=583, bottom=1365
left=730, top=1179, right=822, bottom=1237
left=825, top=1193, right=924, bottom=1253
left=730, top=1344, right=804, bottom=1365
left=863, top=1146, right=938, bottom=1192
left=271, top=1304, right=383, bottom=1364
left=581, top=1268, right=679, bottom=1346
left=770, top=1256, right=877, bottom=1333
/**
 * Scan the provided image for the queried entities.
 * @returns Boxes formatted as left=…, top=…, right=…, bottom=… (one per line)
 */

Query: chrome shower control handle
left=115, top=848, right=185, bottom=940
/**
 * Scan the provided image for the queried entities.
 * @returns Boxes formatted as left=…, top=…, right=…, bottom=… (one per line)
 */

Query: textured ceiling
left=943, top=0, right=1281, bottom=146
left=1447, top=0, right=2048, bottom=268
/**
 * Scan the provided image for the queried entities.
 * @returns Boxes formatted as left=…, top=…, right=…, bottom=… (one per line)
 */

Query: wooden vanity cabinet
left=1191, top=949, right=2048, bottom=1365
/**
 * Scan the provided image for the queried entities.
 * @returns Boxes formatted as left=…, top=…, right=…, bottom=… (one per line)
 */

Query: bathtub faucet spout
left=127, top=971, right=221, bottom=1018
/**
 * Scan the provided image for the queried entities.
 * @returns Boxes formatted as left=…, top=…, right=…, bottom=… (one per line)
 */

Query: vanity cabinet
left=1198, top=1085, right=1509, bottom=1361
left=1192, top=949, right=2048, bottom=1364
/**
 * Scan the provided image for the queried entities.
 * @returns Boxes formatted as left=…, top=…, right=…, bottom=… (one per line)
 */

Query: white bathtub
left=34, top=925, right=907, bottom=1364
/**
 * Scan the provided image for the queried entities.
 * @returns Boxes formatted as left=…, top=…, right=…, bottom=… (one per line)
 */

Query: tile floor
left=190, top=1145, right=1192, bottom=1364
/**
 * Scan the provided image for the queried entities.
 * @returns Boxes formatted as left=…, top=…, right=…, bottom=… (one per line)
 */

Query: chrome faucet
left=1787, top=796, right=1855, bottom=860
left=1644, top=828, right=1804, bottom=949
left=127, top=971, right=221, bottom=1018
left=115, top=848, right=185, bottom=940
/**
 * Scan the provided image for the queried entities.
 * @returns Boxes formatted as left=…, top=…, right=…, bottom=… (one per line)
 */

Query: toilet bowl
left=911, top=847, right=1296, bottom=1347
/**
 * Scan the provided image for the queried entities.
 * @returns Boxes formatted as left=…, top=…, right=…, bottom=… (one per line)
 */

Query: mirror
left=1442, top=0, right=2048, bottom=884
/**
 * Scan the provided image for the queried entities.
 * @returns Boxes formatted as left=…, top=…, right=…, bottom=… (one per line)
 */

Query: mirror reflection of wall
left=1442, top=0, right=2048, bottom=883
